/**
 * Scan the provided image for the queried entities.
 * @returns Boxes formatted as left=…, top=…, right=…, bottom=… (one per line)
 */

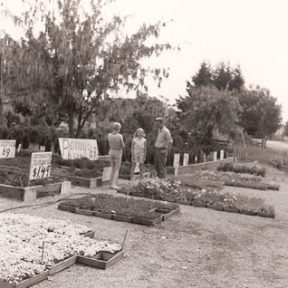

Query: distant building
left=273, top=125, right=285, bottom=140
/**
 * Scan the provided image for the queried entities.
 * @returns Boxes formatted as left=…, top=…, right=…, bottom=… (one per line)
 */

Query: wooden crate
left=52, top=174, right=106, bottom=188
left=77, top=250, right=124, bottom=270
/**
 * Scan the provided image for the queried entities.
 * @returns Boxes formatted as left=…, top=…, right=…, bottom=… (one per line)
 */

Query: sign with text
left=173, top=153, right=180, bottom=167
left=0, top=140, right=16, bottom=159
left=29, top=152, right=52, bottom=180
left=59, top=138, right=98, bottom=160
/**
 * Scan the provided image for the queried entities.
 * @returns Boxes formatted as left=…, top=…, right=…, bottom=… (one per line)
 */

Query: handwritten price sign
left=29, top=152, right=52, bottom=180
left=0, top=140, right=16, bottom=159
left=58, top=138, right=98, bottom=160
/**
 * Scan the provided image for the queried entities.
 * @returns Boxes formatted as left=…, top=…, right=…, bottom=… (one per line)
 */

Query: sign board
left=173, top=153, right=180, bottom=167
left=183, top=153, right=189, bottom=166
left=102, top=166, right=112, bottom=182
left=134, top=162, right=140, bottom=174
left=220, top=150, right=224, bottom=160
left=29, top=152, right=52, bottom=180
left=59, top=138, right=98, bottom=160
left=40, top=146, right=46, bottom=152
left=213, top=151, right=217, bottom=162
left=0, top=140, right=16, bottom=159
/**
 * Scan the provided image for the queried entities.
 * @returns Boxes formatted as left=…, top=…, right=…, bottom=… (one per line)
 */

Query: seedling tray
left=77, top=249, right=124, bottom=270
left=0, top=271, right=49, bottom=288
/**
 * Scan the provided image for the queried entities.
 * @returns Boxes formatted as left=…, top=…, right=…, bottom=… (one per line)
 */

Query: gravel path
left=0, top=165, right=287, bottom=288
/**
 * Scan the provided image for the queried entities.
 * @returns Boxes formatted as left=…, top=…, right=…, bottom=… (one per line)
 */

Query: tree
left=192, top=62, right=245, bottom=91
left=176, top=84, right=242, bottom=144
left=239, top=87, right=282, bottom=137
left=1, top=0, right=171, bottom=136
left=213, top=63, right=244, bottom=91
left=192, top=62, right=213, bottom=87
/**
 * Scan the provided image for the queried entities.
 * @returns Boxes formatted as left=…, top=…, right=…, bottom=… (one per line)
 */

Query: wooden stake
left=41, top=241, right=46, bottom=264
left=121, top=230, right=128, bottom=250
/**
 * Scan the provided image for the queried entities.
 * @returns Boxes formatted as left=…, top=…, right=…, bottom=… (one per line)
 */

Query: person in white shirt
left=130, top=128, right=147, bottom=180
left=154, top=117, right=173, bottom=178
left=108, top=122, right=125, bottom=190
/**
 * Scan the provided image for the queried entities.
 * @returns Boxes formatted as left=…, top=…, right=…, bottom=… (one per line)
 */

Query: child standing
left=108, top=122, right=125, bottom=190
left=131, top=128, right=146, bottom=180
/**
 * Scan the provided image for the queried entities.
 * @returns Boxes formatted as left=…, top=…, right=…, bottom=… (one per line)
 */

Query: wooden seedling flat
left=0, top=182, right=69, bottom=202
left=77, top=250, right=124, bottom=270
left=81, top=230, right=95, bottom=238
left=132, top=216, right=162, bottom=226
left=156, top=206, right=180, bottom=221
left=52, top=174, right=105, bottom=188
left=48, top=255, right=77, bottom=276
left=0, top=271, right=49, bottom=288
left=75, top=208, right=94, bottom=216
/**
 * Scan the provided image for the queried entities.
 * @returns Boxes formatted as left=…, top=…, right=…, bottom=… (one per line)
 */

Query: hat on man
left=155, top=117, right=163, bottom=122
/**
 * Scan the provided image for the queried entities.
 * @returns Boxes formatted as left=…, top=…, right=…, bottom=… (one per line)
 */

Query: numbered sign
left=59, top=138, right=98, bottom=160
left=29, top=152, right=52, bottom=180
left=173, top=153, right=180, bottom=167
left=0, top=140, right=16, bottom=159
left=220, top=150, right=224, bottom=160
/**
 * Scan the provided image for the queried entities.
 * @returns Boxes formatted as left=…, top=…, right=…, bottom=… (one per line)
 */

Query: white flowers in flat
left=0, top=213, right=121, bottom=284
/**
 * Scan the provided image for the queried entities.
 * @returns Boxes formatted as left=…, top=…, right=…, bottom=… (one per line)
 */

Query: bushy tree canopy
left=1, top=0, right=172, bottom=136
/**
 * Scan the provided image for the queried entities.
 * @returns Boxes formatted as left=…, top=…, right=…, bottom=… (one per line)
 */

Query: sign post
left=173, top=153, right=180, bottom=167
left=183, top=153, right=189, bottom=166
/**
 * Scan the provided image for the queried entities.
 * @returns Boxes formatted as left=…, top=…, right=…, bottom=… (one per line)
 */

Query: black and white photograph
left=0, top=0, right=287, bottom=287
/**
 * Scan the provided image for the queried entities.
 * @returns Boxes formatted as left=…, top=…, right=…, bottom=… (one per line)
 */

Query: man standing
left=154, top=117, right=173, bottom=178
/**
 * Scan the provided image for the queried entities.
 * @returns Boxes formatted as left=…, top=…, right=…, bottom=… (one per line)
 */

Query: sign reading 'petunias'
left=29, top=152, right=52, bottom=180
left=58, top=138, right=98, bottom=160
left=0, top=139, right=16, bottom=159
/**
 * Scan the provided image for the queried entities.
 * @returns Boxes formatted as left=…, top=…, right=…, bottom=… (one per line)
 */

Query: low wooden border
left=0, top=271, right=49, bottom=288
left=52, top=174, right=106, bottom=188
left=77, top=250, right=124, bottom=270
left=0, top=181, right=71, bottom=202
left=60, top=205, right=179, bottom=226
left=48, top=255, right=77, bottom=276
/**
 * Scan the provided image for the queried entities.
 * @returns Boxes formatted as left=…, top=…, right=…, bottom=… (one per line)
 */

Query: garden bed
left=0, top=213, right=122, bottom=287
left=58, top=194, right=180, bottom=226
left=119, top=179, right=275, bottom=218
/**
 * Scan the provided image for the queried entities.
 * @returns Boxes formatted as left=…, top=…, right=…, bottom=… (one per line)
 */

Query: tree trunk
left=68, top=111, right=74, bottom=137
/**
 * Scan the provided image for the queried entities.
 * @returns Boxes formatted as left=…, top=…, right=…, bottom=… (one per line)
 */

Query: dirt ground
left=0, top=164, right=287, bottom=288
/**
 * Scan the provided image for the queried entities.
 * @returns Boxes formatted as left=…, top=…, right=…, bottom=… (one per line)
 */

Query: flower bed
left=175, top=170, right=279, bottom=191
left=119, top=179, right=275, bottom=218
left=58, top=194, right=180, bottom=226
left=217, top=162, right=266, bottom=177
left=0, top=213, right=122, bottom=287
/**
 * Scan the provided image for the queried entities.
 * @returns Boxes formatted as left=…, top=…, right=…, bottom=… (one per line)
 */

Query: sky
left=1, top=0, right=288, bottom=122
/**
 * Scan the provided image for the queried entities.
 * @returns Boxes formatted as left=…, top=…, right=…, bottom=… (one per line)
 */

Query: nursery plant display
left=58, top=194, right=180, bottom=225
left=0, top=213, right=121, bottom=286
left=120, top=178, right=275, bottom=218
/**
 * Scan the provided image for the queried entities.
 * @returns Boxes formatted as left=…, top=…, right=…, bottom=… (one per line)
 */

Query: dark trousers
left=155, top=148, right=167, bottom=178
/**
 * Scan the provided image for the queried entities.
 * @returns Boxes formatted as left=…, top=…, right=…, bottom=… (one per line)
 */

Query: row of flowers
left=121, top=177, right=275, bottom=218
left=0, top=213, right=121, bottom=284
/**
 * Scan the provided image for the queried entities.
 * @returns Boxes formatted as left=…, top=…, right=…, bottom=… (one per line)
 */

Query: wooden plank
left=75, top=208, right=93, bottom=216
left=77, top=250, right=124, bottom=270
left=0, top=280, right=15, bottom=288
left=48, top=255, right=77, bottom=276
left=156, top=206, right=180, bottom=221
left=16, top=271, right=48, bottom=288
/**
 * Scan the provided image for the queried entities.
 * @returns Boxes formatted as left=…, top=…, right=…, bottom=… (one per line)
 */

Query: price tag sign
left=29, top=152, right=52, bottom=180
left=0, top=140, right=16, bottom=159
left=59, top=138, right=98, bottom=160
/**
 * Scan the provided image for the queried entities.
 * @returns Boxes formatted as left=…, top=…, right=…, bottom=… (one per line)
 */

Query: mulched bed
left=119, top=178, right=275, bottom=218
left=58, top=194, right=180, bottom=226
